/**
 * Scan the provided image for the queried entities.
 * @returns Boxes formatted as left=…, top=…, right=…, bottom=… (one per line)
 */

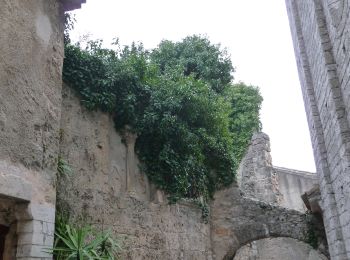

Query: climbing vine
left=63, top=33, right=262, bottom=204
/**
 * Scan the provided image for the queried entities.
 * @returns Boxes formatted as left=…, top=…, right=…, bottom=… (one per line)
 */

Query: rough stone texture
left=238, top=132, right=318, bottom=212
left=0, top=168, right=32, bottom=202
left=57, top=86, right=213, bottom=260
left=58, top=87, right=329, bottom=259
left=233, top=237, right=327, bottom=260
left=0, top=0, right=63, bottom=204
left=285, top=0, right=350, bottom=258
left=209, top=184, right=324, bottom=260
left=0, top=0, right=68, bottom=258
left=237, top=133, right=283, bottom=205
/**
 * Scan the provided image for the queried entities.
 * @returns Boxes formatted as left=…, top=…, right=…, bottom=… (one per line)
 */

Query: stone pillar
left=124, top=129, right=138, bottom=195
left=285, top=0, right=350, bottom=258
left=15, top=203, right=55, bottom=259
left=238, top=132, right=282, bottom=205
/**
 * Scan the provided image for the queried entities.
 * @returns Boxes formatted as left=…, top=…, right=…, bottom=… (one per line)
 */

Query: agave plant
left=51, top=216, right=121, bottom=260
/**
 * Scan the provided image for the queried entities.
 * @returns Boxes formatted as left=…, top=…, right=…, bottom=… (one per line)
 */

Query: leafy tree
left=150, top=35, right=234, bottom=93
left=62, top=35, right=262, bottom=206
left=227, top=83, right=263, bottom=162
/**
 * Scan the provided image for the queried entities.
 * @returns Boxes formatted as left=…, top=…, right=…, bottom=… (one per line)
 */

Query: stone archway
left=233, top=237, right=327, bottom=260
left=210, top=185, right=326, bottom=260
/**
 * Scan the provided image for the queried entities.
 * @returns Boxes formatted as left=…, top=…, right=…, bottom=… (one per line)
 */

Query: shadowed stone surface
left=285, top=0, right=350, bottom=258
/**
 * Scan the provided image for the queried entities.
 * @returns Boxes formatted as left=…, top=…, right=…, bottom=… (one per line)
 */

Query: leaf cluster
left=63, top=35, right=262, bottom=204
left=51, top=216, right=121, bottom=259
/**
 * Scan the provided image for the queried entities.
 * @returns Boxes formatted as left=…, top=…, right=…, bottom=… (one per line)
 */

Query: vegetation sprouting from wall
left=63, top=18, right=262, bottom=203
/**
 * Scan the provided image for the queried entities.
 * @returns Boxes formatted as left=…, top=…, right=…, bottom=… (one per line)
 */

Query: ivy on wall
left=63, top=26, right=262, bottom=204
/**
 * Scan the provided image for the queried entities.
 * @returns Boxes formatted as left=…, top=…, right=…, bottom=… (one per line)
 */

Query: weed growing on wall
left=63, top=35, right=262, bottom=204
left=50, top=215, right=122, bottom=259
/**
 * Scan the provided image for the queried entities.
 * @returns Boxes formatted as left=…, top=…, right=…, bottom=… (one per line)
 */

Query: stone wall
left=0, top=0, right=332, bottom=258
left=237, top=133, right=282, bottom=205
left=238, top=132, right=318, bottom=212
left=57, top=86, right=212, bottom=260
left=0, top=0, right=64, bottom=258
left=276, top=166, right=318, bottom=211
left=209, top=185, right=327, bottom=259
left=58, top=88, right=328, bottom=259
left=285, top=0, right=350, bottom=258
left=233, top=237, right=327, bottom=260
left=0, top=0, right=84, bottom=258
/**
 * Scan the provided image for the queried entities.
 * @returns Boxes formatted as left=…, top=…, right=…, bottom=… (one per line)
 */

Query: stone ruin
left=0, top=0, right=349, bottom=259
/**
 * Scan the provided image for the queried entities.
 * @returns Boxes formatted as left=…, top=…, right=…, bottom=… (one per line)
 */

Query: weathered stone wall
left=58, top=86, right=213, bottom=260
left=0, top=0, right=84, bottom=258
left=0, top=0, right=63, bottom=204
left=276, top=166, right=318, bottom=211
left=58, top=87, right=329, bottom=259
left=209, top=184, right=326, bottom=260
left=238, top=132, right=318, bottom=212
left=237, top=133, right=282, bottom=205
left=285, top=0, right=350, bottom=258
left=0, top=0, right=66, bottom=258
left=233, top=237, right=327, bottom=260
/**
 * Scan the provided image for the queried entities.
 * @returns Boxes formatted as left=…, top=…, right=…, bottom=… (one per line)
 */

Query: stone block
left=17, top=220, right=43, bottom=234
left=19, top=244, right=52, bottom=258
left=16, top=203, right=55, bottom=223
left=0, top=172, right=31, bottom=201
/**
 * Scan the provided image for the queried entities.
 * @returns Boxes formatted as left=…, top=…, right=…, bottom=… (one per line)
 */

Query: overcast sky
left=70, top=0, right=316, bottom=172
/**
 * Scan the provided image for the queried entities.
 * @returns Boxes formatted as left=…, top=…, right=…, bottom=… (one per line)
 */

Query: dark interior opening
left=0, top=225, right=9, bottom=260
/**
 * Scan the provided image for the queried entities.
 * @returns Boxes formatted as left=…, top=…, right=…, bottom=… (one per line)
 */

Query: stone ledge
left=0, top=172, right=32, bottom=201
left=274, top=166, right=317, bottom=179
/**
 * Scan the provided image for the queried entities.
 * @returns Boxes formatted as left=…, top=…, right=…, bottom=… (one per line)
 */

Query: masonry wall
left=233, top=237, right=327, bottom=260
left=0, top=0, right=66, bottom=258
left=238, top=132, right=318, bottom=212
left=58, top=87, right=329, bottom=259
left=0, top=0, right=86, bottom=258
left=237, top=133, right=282, bottom=205
left=285, top=0, right=350, bottom=259
left=210, top=185, right=328, bottom=259
left=58, top=86, right=213, bottom=260
left=276, top=166, right=318, bottom=211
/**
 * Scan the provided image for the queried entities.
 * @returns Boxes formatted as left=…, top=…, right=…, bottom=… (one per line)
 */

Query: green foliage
left=57, top=156, right=72, bottom=177
left=62, top=35, right=262, bottom=204
left=306, top=212, right=319, bottom=249
left=51, top=216, right=121, bottom=259
left=64, top=13, right=76, bottom=45
left=151, top=35, right=234, bottom=94
left=226, top=83, right=263, bottom=162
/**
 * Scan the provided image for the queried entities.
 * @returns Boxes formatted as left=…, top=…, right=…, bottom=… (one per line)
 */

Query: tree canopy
left=151, top=35, right=234, bottom=94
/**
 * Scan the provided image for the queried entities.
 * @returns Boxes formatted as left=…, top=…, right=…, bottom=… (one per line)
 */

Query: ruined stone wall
left=58, top=86, right=213, bottom=260
left=285, top=0, right=350, bottom=258
left=233, top=237, right=327, bottom=260
left=209, top=185, right=327, bottom=259
left=58, top=89, right=328, bottom=259
left=238, top=132, right=318, bottom=212
left=237, top=133, right=282, bottom=205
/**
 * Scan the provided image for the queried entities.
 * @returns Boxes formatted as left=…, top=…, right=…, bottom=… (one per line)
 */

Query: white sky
left=70, top=0, right=316, bottom=172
